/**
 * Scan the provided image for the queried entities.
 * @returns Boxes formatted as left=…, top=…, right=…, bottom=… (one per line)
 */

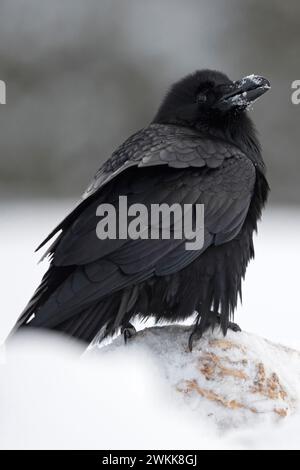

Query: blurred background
left=0, top=0, right=300, bottom=344
left=0, top=0, right=300, bottom=202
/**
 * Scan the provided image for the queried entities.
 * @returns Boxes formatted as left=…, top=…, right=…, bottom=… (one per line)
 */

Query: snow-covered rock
left=89, top=325, right=300, bottom=428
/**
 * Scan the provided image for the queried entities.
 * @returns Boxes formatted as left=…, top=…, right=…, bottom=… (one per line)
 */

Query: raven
left=11, top=70, right=270, bottom=349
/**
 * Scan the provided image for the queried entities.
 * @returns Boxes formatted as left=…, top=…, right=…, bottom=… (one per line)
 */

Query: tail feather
left=9, top=265, right=74, bottom=339
left=53, top=294, right=126, bottom=343
left=12, top=282, right=137, bottom=345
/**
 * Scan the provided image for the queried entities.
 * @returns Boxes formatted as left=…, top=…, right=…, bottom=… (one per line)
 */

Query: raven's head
left=153, top=69, right=270, bottom=134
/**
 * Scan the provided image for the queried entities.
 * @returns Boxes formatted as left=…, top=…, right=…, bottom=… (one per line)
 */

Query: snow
left=1, top=331, right=233, bottom=450
left=240, top=74, right=270, bottom=89
left=1, top=201, right=300, bottom=449
left=2, top=327, right=300, bottom=450
left=90, top=326, right=300, bottom=429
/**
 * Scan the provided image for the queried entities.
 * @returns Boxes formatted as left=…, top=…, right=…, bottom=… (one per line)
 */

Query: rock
left=89, top=325, right=300, bottom=428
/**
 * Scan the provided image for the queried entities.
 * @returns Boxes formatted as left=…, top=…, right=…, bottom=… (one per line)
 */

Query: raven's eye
left=197, top=94, right=207, bottom=103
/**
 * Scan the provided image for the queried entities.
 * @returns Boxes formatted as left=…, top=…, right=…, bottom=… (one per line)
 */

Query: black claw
left=188, top=332, right=194, bottom=352
left=188, top=316, right=203, bottom=351
left=215, top=314, right=242, bottom=334
left=121, top=323, right=136, bottom=344
left=228, top=321, right=242, bottom=333
left=188, top=313, right=241, bottom=351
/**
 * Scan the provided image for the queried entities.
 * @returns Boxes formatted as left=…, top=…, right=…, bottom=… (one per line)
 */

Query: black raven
left=11, top=70, right=270, bottom=349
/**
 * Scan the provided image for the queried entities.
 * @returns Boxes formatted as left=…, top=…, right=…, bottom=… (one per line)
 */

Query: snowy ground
left=1, top=200, right=300, bottom=449
left=91, top=325, right=300, bottom=429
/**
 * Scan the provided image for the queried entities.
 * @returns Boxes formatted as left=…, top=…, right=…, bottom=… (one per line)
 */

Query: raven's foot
left=213, top=314, right=242, bottom=333
left=213, top=314, right=241, bottom=333
left=121, top=323, right=136, bottom=344
left=188, top=314, right=241, bottom=351
left=226, top=319, right=242, bottom=333
left=188, top=315, right=203, bottom=352
left=188, top=327, right=202, bottom=352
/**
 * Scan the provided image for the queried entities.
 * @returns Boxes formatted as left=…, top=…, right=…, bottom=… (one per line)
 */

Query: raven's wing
left=81, top=125, right=238, bottom=199
left=36, top=124, right=244, bottom=251
left=25, top=156, right=255, bottom=331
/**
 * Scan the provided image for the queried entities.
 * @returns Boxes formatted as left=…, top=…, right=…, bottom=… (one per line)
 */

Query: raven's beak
left=218, top=75, right=271, bottom=110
